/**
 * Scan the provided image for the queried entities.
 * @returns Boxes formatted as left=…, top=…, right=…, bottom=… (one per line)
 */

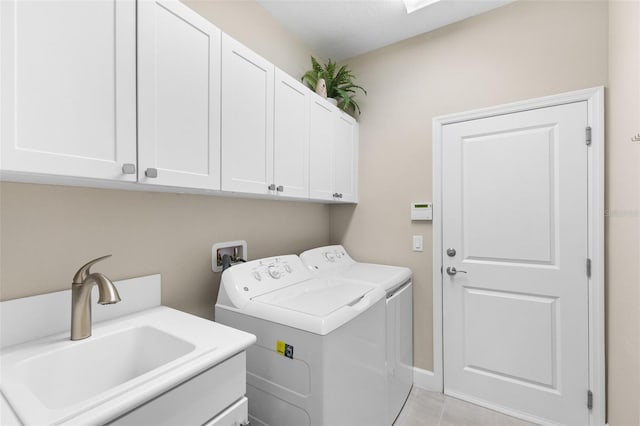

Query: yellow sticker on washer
left=276, top=340, right=294, bottom=359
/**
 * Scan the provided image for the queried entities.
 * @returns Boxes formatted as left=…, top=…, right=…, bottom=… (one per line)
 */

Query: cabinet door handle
left=333, top=193, right=339, bottom=198
left=122, top=163, right=136, bottom=174
left=276, top=185, right=284, bottom=192
left=268, top=184, right=276, bottom=191
left=339, top=193, right=343, bottom=198
left=145, top=168, right=158, bottom=178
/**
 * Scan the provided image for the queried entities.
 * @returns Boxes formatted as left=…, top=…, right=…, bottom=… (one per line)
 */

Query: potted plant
left=302, top=56, right=367, bottom=116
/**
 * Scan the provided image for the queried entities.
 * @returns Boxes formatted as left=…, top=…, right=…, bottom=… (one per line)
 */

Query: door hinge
left=586, top=258, right=592, bottom=278
left=586, top=126, right=592, bottom=146
left=587, top=390, right=593, bottom=410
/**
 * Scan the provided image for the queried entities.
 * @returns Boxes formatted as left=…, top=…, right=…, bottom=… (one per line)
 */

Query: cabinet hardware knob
left=268, top=184, right=276, bottom=191
left=122, top=163, right=136, bottom=174
left=145, top=168, right=158, bottom=178
left=276, top=185, right=284, bottom=192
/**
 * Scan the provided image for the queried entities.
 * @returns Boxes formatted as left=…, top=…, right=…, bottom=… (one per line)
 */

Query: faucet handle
left=73, top=255, right=112, bottom=284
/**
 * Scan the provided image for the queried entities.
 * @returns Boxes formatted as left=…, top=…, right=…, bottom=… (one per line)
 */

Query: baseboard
left=413, top=366, right=441, bottom=392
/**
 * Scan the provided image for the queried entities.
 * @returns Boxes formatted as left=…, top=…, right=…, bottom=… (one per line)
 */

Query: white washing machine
left=215, top=254, right=388, bottom=426
left=300, top=245, right=413, bottom=426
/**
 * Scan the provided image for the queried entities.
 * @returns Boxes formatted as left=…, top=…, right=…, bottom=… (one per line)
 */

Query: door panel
left=221, top=35, right=274, bottom=194
left=309, top=98, right=334, bottom=201
left=1, top=0, right=136, bottom=180
left=138, top=0, right=221, bottom=189
left=333, top=113, right=358, bottom=202
left=442, top=101, right=589, bottom=425
left=274, top=69, right=309, bottom=198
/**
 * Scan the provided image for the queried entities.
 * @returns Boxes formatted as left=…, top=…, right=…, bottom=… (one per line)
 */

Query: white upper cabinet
left=0, top=0, right=137, bottom=181
left=308, top=97, right=335, bottom=201
left=273, top=68, right=310, bottom=199
left=309, top=95, right=359, bottom=203
left=221, top=34, right=274, bottom=195
left=137, top=0, right=221, bottom=190
left=333, top=113, right=359, bottom=202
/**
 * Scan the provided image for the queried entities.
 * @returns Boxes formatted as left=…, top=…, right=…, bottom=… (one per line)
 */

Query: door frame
left=431, top=87, right=605, bottom=425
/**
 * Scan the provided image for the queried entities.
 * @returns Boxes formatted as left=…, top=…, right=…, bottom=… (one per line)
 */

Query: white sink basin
left=18, top=326, right=194, bottom=409
left=1, top=306, right=255, bottom=425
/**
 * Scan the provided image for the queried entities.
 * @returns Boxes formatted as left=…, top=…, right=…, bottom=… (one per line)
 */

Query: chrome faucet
left=70, top=255, right=121, bottom=340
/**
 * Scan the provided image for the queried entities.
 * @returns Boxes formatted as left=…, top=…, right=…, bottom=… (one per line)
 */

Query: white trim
left=412, top=366, right=440, bottom=392
left=446, top=390, right=558, bottom=426
left=432, top=86, right=605, bottom=426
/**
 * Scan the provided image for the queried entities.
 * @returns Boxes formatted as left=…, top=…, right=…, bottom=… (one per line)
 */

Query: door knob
left=276, top=185, right=284, bottom=192
left=122, top=163, right=136, bottom=174
left=446, top=266, right=467, bottom=276
left=145, top=168, right=158, bottom=178
left=268, top=184, right=276, bottom=191
left=446, top=248, right=456, bottom=257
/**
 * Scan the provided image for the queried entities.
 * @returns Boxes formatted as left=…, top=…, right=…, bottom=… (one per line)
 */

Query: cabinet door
left=308, top=96, right=335, bottom=201
left=0, top=0, right=136, bottom=181
left=138, top=0, right=221, bottom=190
left=221, top=35, right=274, bottom=194
left=333, top=113, right=359, bottom=202
left=273, top=69, right=309, bottom=198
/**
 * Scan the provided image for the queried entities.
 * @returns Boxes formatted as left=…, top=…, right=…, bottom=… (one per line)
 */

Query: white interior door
left=442, top=101, right=590, bottom=425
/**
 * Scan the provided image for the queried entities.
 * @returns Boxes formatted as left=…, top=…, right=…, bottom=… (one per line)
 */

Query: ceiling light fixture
left=402, top=0, right=442, bottom=14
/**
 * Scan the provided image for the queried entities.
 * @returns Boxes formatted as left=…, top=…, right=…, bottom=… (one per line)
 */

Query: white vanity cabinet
left=309, top=95, right=359, bottom=203
left=137, top=0, right=222, bottom=190
left=0, top=0, right=137, bottom=181
left=221, top=35, right=275, bottom=195
left=273, top=68, right=310, bottom=198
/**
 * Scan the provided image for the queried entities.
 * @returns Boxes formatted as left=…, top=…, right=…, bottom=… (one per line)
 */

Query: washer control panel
left=220, top=254, right=313, bottom=306
left=300, top=245, right=355, bottom=272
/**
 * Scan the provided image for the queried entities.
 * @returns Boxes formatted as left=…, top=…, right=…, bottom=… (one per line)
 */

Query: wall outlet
left=212, top=240, right=247, bottom=272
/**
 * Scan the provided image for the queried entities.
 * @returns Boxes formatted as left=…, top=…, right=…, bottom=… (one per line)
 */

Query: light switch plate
left=413, top=235, right=424, bottom=252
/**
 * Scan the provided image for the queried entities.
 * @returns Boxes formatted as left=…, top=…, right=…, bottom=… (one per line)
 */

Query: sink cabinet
left=109, top=352, right=248, bottom=426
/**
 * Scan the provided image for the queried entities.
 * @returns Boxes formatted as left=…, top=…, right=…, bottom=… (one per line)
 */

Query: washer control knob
left=253, top=271, right=261, bottom=281
left=284, top=264, right=292, bottom=273
left=324, top=252, right=336, bottom=262
left=268, top=266, right=281, bottom=279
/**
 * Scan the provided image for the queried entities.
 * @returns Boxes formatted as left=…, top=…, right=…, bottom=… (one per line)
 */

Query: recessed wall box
left=212, top=240, right=247, bottom=272
left=411, top=202, right=433, bottom=220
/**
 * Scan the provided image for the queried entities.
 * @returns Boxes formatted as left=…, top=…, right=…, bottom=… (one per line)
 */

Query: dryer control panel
left=300, top=245, right=355, bottom=272
left=218, top=255, right=313, bottom=309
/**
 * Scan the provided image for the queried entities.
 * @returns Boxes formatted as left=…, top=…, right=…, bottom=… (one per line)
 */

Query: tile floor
left=394, top=388, right=537, bottom=426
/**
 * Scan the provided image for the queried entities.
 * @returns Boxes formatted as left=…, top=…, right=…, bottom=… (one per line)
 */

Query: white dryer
left=300, top=245, right=413, bottom=426
left=215, top=254, right=388, bottom=426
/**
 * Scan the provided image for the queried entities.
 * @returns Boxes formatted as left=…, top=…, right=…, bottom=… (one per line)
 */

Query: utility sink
left=18, top=326, right=194, bottom=409
left=0, top=306, right=255, bottom=425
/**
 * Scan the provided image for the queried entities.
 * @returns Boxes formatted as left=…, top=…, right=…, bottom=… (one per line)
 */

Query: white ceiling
left=257, top=0, right=517, bottom=61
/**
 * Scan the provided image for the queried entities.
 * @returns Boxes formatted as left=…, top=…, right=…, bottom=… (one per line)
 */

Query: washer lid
left=338, top=263, right=412, bottom=292
left=252, top=278, right=374, bottom=317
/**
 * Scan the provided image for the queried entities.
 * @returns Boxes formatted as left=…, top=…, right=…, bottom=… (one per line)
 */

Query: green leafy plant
left=302, top=56, right=367, bottom=116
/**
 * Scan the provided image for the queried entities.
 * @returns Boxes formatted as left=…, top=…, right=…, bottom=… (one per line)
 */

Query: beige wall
left=331, top=0, right=640, bottom=423
left=606, top=1, right=640, bottom=425
left=330, top=0, right=608, bottom=373
left=0, top=1, right=327, bottom=320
